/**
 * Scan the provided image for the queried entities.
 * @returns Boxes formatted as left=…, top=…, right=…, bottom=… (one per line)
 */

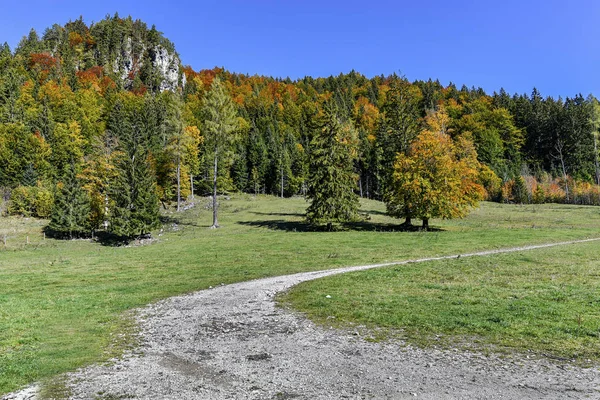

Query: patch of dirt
left=4, top=238, right=600, bottom=399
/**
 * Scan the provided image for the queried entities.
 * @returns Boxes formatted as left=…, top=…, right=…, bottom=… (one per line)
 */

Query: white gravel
left=4, top=238, right=600, bottom=399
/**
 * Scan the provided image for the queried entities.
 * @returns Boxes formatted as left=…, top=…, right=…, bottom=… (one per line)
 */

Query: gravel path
left=4, top=238, right=600, bottom=400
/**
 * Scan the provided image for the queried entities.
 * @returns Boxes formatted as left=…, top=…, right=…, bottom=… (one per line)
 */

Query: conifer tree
left=512, top=175, right=529, bottom=204
left=306, top=103, right=359, bottom=230
left=108, top=101, right=160, bottom=238
left=201, top=78, right=238, bottom=228
left=48, top=161, right=91, bottom=238
left=165, top=94, right=190, bottom=211
left=376, top=78, right=422, bottom=199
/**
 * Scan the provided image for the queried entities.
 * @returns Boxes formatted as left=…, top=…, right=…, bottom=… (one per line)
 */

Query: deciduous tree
left=386, top=110, right=484, bottom=229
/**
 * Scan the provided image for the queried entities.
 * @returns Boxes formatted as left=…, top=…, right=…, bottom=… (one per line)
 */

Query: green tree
left=306, top=103, right=359, bottom=230
left=387, top=110, right=484, bottom=230
left=165, top=94, right=189, bottom=211
left=48, top=161, right=91, bottom=238
left=108, top=100, right=160, bottom=238
left=512, top=175, right=529, bottom=204
left=201, top=78, right=238, bottom=228
left=589, top=95, right=600, bottom=185
left=376, top=78, right=422, bottom=199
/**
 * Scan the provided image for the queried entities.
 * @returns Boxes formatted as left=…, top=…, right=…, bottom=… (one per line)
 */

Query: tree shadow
left=93, top=231, right=132, bottom=246
left=238, top=219, right=314, bottom=232
left=43, top=225, right=93, bottom=240
left=343, top=221, right=444, bottom=232
left=159, top=215, right=205, bottom=228
left=358, top=208, right=388, bottom=216
left=238, top=219, right=444, bottom=232
left=250, top=211, right=305, bottom=217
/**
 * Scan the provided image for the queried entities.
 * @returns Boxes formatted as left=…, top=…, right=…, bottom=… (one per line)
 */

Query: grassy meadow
left=282, top=241, right=600, bottom=362
left=1, top=195, right=600, bottom=394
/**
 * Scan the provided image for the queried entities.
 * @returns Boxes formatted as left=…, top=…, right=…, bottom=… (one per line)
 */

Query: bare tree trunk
left=422, top=218, right=429, bottom=230
left=359, top=176, right=363, bottom=198
left=104, top=194, right=109, bottom=230
left=558, top=141, right=569, bottom=202
left=594, top=133, right=600, bottom=186
left=190, top=173, right=194, bottom=201
left=176, top=156, right=181, bottom=212
left=211, top=150, right=219, bottom=228
left=280, top=162, right=284, bottom=198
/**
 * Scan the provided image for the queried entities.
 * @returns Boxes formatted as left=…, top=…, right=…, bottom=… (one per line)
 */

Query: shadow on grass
left=238, top=219, right=443, bottom=232
left=358, top=209, right=388, bottom=216
left=250, top=211, right=305, bottom=217
left=344, top=220, right=443, bottom=232
left=238, top=219, right=313, bottom=232
left=159, top=215, right=206, bottom=228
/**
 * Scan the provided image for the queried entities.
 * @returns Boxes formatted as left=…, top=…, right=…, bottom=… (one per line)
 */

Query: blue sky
left=1, top=0, right=598, bottom=98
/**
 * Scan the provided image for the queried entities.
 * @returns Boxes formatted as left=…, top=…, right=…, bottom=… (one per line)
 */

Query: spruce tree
left=108, top=100, right=160, bottom=239
left=306, top=103, right=359, bottom=230
left=376, top=78, right=421, bottom=200
left=512, top=176, right=529, bottom=204
left=48, top=161, right=91, bottom=239
left=21, top=164, right=38, bottom=186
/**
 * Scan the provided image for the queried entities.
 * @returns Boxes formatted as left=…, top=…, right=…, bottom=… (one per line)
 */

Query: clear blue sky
left=2, top=0, right=598, bottom=98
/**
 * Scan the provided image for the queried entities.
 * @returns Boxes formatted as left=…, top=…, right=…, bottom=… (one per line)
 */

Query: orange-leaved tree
left=386, top=109, right=484, bottom=230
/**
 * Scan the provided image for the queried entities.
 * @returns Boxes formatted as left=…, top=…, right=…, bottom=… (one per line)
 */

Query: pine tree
left=201, top=78, right=238, bottom=228
left=48, top=161, right=91, bottom=238
left=306, top=103, right=359, bottom=230
left=377, top=78, right=422, bottom=199
left=164, top=94, right=190, bottom=211
left=512, top=175, right=529, bottom=204
left=108, top=100, right=160, bottom=238
left=21, top=164, right=38, bottom=186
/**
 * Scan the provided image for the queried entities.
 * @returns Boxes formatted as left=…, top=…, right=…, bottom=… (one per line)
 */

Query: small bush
left=7, top=185, right=54, bottom=218
left=35, top=188, right=53, bottom=218
left=479, top=165, right=502, bottom=201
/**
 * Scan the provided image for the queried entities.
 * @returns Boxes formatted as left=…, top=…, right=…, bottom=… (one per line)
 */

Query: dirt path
left=4, top=238, right=600, bottom=400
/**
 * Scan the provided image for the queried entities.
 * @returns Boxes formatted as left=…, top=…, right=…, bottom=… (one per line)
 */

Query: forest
left=1, top=14, right=600, bottom=237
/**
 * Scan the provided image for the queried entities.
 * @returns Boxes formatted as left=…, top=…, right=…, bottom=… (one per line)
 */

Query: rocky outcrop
left=112, top=37, right=185, bottom=92
left=153, top=46, right=186, bottom=92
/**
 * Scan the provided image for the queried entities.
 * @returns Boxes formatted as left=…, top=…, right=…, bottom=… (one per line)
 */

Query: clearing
left=1, top=196, right=600, bottom=397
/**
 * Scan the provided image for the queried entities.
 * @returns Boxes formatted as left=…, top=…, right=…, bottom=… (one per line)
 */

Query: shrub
left=479, top=165, right=502, bottom=201
left=7, top=185, right=54, bottom=218
left=8, top=186, right=35, bottom=216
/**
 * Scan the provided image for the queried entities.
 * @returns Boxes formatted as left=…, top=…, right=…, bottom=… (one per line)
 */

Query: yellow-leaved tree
left=386, top=108, right=484, bottom=230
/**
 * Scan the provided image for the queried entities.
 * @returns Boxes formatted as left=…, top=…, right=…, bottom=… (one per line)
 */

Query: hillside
left=9, top=14, right=184, bottom=93
left=1, top=15, right=600, bottom=231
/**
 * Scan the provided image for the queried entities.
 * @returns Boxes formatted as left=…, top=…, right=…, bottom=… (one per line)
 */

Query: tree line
left=1, top=15, right=599, bottom=238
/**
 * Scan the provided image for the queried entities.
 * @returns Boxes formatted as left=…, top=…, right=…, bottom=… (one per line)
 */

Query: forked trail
left=4, top=238, right=600, bottom=400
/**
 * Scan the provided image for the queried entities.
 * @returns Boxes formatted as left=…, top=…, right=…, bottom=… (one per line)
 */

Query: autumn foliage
left=3, top=14, right=600, bottom=234
left=386, top=110, right=485, bottom=229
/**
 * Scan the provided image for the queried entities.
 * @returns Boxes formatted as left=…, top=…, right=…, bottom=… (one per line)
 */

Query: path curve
left=4, top=238, right=600, bottom=400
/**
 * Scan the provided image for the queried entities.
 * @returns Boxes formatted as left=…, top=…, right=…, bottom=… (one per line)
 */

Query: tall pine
left=108, top=100, right=160, bottom=238
left=306, top=103, right=359, bottom=230
left=48, top=160, right=91, bottom=238
left=201, top=78, right=238, bottom=228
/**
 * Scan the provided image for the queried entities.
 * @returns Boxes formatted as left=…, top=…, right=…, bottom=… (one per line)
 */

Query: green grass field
left=1, top=196, right=600, bottom=394
left=281, top=241, right=600, bottom=362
